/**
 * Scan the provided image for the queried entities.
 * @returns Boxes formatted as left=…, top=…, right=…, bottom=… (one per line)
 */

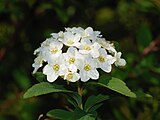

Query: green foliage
left=47, top=109, right=73, bottom=120
left=67, top=93, right=82, bottom=109
left=88, top=77, right=136, bottom=98
left=47, top=108, right=96, bottom=120
left=23, top=82, right=72, bottom=98
left=84, top=94, right=109, bottom=112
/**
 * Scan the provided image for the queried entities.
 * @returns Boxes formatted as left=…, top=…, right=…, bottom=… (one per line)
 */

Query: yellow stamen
left=53, top=64, right=60, bottom=71
left=83, top=45, right=91, bottom=51
left=51, top=48, right=58, bottom=54
left=98, top=56, right=105, bottom=63
left=69, top=58, right=75, bottom=64
left=67, top=73, right=73, bottom=80
left=84, top=64, right=91, bottom=71
left=67, top=40, right=74, bottom=45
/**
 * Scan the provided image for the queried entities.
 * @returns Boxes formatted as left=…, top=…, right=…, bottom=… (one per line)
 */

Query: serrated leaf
left=47, top=109, right=73, bottom=120
left=98, top=77, right=136, bottom=98
left=23, top=82, right=72, bottom=98
left=84, top=94, right=109, bottom=112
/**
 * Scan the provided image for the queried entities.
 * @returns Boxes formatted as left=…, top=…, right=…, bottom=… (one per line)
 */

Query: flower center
left=53, top=64, right=60, bottom=71
left=69, top=57, right=75, bottom=64
left=67, top=40, right=74, bottom=45
left=84, top=64, right=91, bottom=71
left=51, top=48, right=58, bottom=54
left=83, top=45, right=91, bottom=51
left=98, top=56, right=105, bottom=63
left=67, top=73, right=73, bottom=80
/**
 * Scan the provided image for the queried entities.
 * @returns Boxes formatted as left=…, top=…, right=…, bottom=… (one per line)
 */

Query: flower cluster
left=32, top=27, right=126, bottom=82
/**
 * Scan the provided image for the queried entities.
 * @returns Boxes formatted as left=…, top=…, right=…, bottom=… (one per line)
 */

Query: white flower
left=82, top=27, right=101, bottom=41
left=32, top=27, right=126, bottom=83
left=32, top=54, right=43, bottom=74
left=64, top=71, right=80, bottom=82
left=48, top=40, right=63, bottom=57
left=63, top=47, right=82, bottom=72
left=62, top=32, right=81, bottom=47
left=96, top=38, right=116, bottom=54
left=78, top=56, right=99, bottom=82
left=32, top=47, right=49, bottom=73
left=96, top=48, right=116, bottom=73
left=114, top=52, right=126, bottom=67
left=41, top=38, right=53, bottom=47
left=43, top=55, right=67, bottom=82
left=50, top=33, right=59, bottom=39
left=65, top=27, right=84, bottom=35
left=79, top=39, right=101, bottom=58
left=82, top=27, right=94, bottom=37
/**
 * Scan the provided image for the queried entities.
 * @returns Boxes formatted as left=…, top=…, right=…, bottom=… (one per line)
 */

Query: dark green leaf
left=78, top=114, right=95, bottom=120
left=67, top=97, right=79, bottom=109
left=88, top=103, right=103, bottom=112
left=23, top=82, right=72, bottom=98
left=72, top=108, right=87, bottom=120
left=47, top=109, right=73, bottom=120
left=84, top=94, right=109, bottom=112
left=67, top=93, right=82, bottom=109
left=33, top=72, right=46, bottom=82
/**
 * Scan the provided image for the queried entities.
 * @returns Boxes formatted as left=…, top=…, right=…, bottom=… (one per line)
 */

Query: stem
left=77, top=81, right=83, bottom=110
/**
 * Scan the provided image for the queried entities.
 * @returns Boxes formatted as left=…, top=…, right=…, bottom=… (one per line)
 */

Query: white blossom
left=43, top=55, right=67, bottom=82
left=63, top=47, right=81, bottom=72
left=78, top=56, right=99, bottom=82
left=62, top=32, right=81, bottom=47
left=79, top=39, right=101, bottom=58
left=114, top=52, right=126, bottom=67
left=96, top=48, right=116, bottom=73
left=64, top=71, right=80, bottom=82
left=48, top=40, right=63, bottom=57
left=32, top=27, right=126, bottom=83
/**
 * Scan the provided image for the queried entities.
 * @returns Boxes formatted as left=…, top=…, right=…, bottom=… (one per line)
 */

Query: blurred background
left=0, top=0, right=160, bottom=120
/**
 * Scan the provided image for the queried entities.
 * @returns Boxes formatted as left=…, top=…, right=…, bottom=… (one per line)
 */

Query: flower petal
left=80, top=71, right=90, bottom=82
left=89, top=69, right=99, bottom=80
left=47, top=72, right=58, bottom=82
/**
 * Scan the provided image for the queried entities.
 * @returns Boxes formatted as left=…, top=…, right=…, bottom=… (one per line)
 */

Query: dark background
left=0, top=0, right=160, bottom=120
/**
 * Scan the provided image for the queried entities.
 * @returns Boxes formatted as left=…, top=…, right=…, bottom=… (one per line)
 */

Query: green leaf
left=33, top=72, right=46, bottom=82
left=98, top=77, right=136, bottom=98
left=87, top=77, right=136, bottom=98
left=84, top=94, right=109, bottom=112
left=47, top=109, right=73, bottom=120
left=47, top=108, right=96, bottom=120
left=68, top=93, right=82, bottom=109
left=78, top=114, right=95, bottom=120
left=67, top=97, right=79, bottom=109
left=72, top=108, right=88, bottom=120
left=135, top=90, right=152, bottom=98
left=88, top=103, right=103, bottom=113
left=23, top=82, right=72, bottom=98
